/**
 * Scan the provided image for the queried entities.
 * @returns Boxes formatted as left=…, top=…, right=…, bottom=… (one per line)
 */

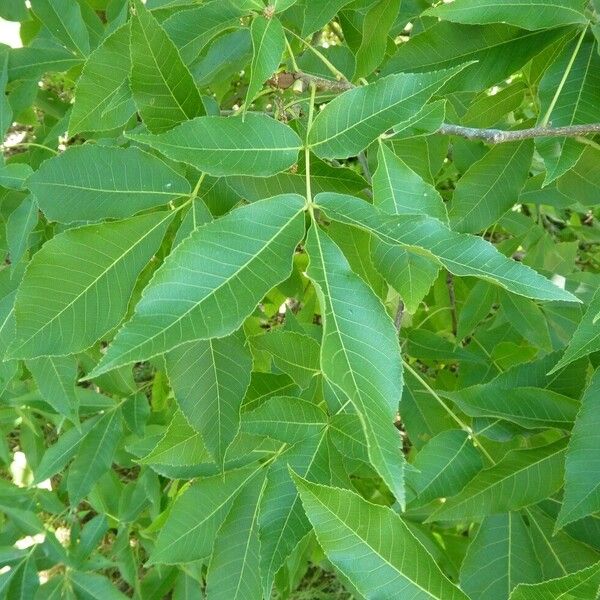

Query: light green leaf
left=557, top=369, right=600, bottom=528
left=29, top=145, right=190, bottom=223
left=308, top=65, right=469, bottom=159
left=537, top=39, right=600, bottom=183
left=306, top=224, right=406, bottom=505
left=246, top=16, right=285, bottom=109
left=374, top=142, right=448, bottom=222
left=430, top=438, right=568, bottom=521
left=140, top=411, right=212, bottom=468
left=205, top=473, right=266, bottom=600
left=30, top=0, right=90, bottom=56
left=316, top=193, right=578, bottom=303
left=293, top=475, right=471, bottom=600
left=445, top=385, right=579, bottom=430
left=251, top=330, right=320, bottom=388
left=130, top=0, right=204, bottom=133
left=163, top=0, right=246, bottom=65
left=7, top=46, right=83, bottom=81
left=550, top=286, right=600, bottom=373
left=449, top=141, right=533, bottom=233
left=353, top=0, right=401, bottom=80
left=407, top=430, right=483, bottom=506
left=128, top=114, right=302, bottom=177
left=392, top=99, right=447, bottom=138
left=150, top=465, right=262, bottom=564
left=26, top=355, right=78, bottom=420
left=166, top=329, right=253, bottom=465
left=69, top=23, right=136, bottom=135
left=8, top=211, right=174, bottom=359
left=68, top=407, right=122, bottom=504
left=89, top=195, right=305, bottom=377
left=509, top=563, right=600, bottom=600
left=425, top=0, right=588, bottom=30
left=462, top=82, right=528, bottom=128
left=460, top=513, right=542, bottom=600
left=242, top=396, right=327, bottom=444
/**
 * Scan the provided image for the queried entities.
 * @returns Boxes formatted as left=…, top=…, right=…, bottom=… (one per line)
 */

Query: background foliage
left=1, top=0, right=600, bottom=598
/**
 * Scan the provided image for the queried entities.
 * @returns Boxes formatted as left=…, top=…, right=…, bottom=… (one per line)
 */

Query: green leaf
left=374, top=142, right=448, bottom=222
left=445, top=385, right=579, bottom=430
left=89, top=194, right=305, bottom=377
left=34, top=416, right=99, bottom=484
left=449, top=141, right=533, bottom=233
left=67, top=407, right=122, bottom=504
left=460, top=513, right=542, bottom=600
left=353, top=0, right=401, bottom=80
left=30, top=0, right=91, bottom=56
left=246, top=16, right=285, bottom=109
left=431, top=439, right=568, bottom=522
left=7, top=46, right=83, bottom=80
left=251, top=330, right=320, bottom=388
left=306, top=224, right=406, bottom=505
left=557, top=369, right=600, bottom=528
left=69, top=23, right=136, bottom=135
left=308, top=65, right=469, bottom=159
left=499, top=292, right=552, bottom=352
left=456, top=280, right=497, bottom=340
left=556, top=146, right=600, bottom=206
left=29, top=145, right=190, bottom=223
left=205, top=473, right=266, bottom=600
left=150, top=465, right=262, bottom=564
left=130, top=0, right=204, bottom=133
left=525, top=506, right=600, bottom=578
left=242, top=396, right=327, bottom=444
left=7, top=195, right=37, bottom=266
left=259, top=433, right=348, bottom=596
left=316, top=193, right=579, bottom=303
left=537, top=39, right=600, bottom=183
left=293, top=475, right=471, bottom=600
left=140, top=410, right=212, bottom=469
left=301, top=0, right=354, bottom=36
left=162, top=0, right=246, bottom=65
left=26, top=355, right=78, bottom=420
left=550, top=286, right=600, bottom=373
left=8, top=211, right=173, bottom=359
left=382, top=22, right=569, bottom=92
left=128, top=114, right=302, bottom=177
left=509, top=563, right=600, bottom=600
left=165, top=330, right=253, bottom=465
left=407, top=430, right=484, bottom=506
left=425, top=0, right=588, bottom=30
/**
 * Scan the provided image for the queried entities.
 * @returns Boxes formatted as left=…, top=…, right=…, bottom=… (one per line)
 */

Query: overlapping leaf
left=89, top=195, right=305, bottom=377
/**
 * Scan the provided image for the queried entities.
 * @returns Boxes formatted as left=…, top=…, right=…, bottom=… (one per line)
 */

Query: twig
left=437, top=123, right=600, bottom=143
left=394, top=300, right=404, bottom=332
left=271, top=71, right=600, bottom=144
